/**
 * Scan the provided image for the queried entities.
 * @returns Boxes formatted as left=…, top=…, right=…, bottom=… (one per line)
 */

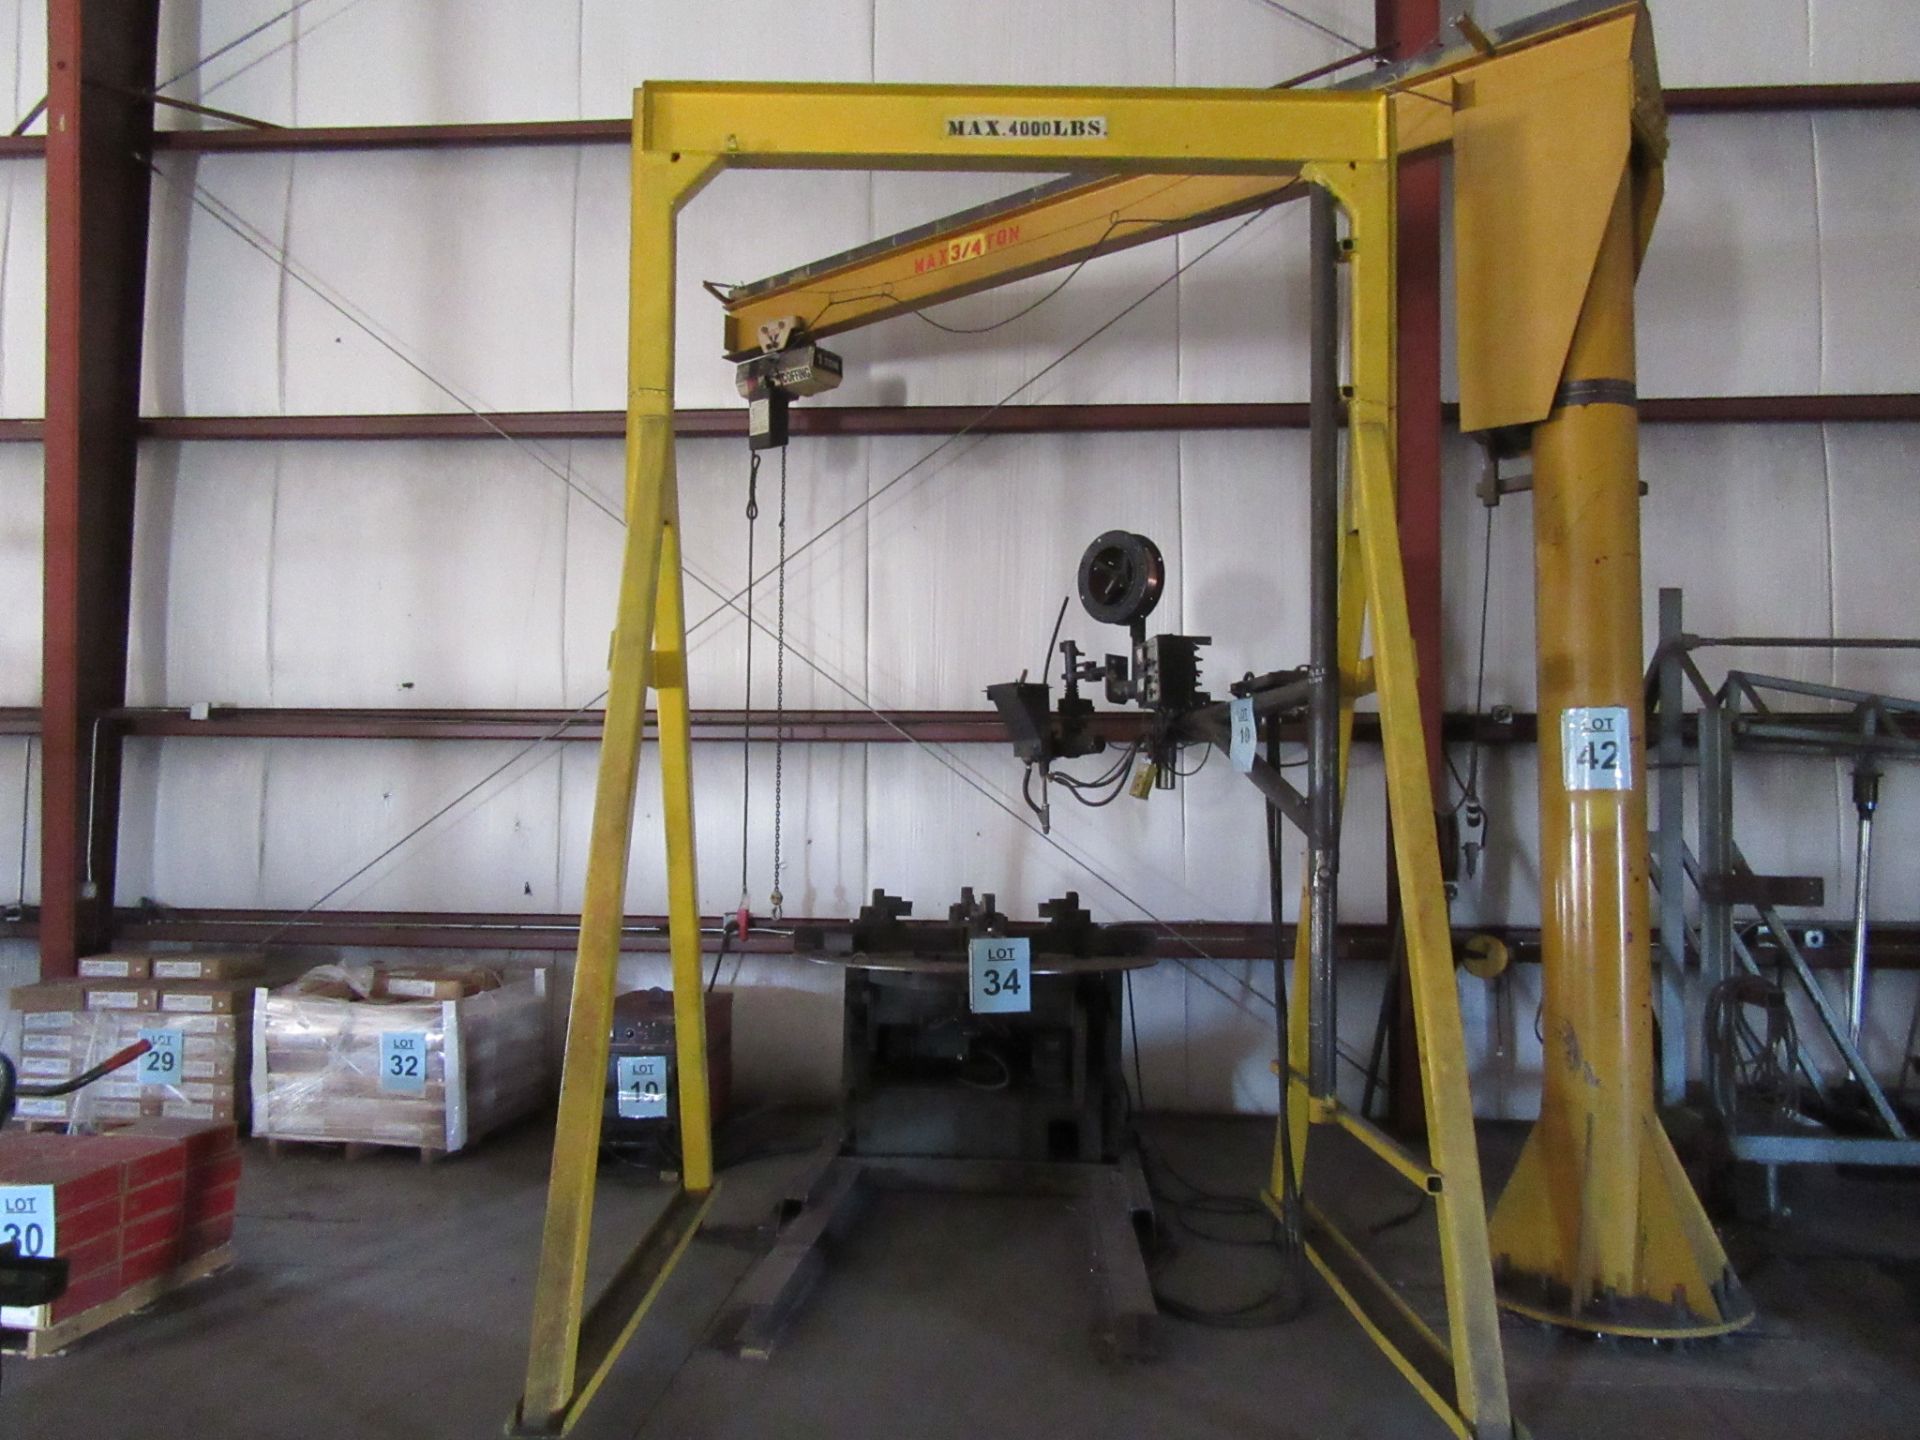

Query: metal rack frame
left=1651, top=587, right=1920, bottom=1197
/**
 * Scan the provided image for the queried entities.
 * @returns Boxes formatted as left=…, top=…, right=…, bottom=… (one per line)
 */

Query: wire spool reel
left=1461, top=933, right=1511, bottom=981
left=1078, top=531, right=1164, bottom=628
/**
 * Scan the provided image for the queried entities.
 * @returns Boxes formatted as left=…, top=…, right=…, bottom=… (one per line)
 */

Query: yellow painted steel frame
left=514, top=79, right=1515, bottom=1440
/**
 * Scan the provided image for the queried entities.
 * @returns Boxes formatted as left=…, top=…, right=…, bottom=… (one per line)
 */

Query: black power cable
left=1121, top=761, right=1312, bottom=1331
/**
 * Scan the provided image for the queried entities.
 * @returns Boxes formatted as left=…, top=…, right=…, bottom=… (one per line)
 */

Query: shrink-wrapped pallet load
left=250, top=964, right=550, bottom=1158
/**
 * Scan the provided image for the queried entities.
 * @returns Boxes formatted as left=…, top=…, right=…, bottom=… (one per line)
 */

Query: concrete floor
left=5, top=1113, right=1920, bottom=1439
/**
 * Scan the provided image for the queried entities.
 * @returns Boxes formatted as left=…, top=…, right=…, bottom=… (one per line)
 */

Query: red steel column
left=1379, top=0, right=1446, bottom=1135
left=41, top=1, right=161, bottom=975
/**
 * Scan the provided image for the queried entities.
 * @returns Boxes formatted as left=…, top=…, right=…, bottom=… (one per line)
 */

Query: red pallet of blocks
left=0, top=1120, right=237, bottom=1356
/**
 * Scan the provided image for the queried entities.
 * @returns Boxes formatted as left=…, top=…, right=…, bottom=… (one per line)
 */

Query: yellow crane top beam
left=715, top=0, right=1665, bottom=400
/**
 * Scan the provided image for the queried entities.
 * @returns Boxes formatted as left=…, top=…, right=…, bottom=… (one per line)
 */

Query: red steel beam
left=40, top=2, right=161, bottom=978
left=8, top=395, right=1913, bottom=447
left=0, top=704, right=1539, bottom=746
left=3, top=84, right=1916, bottom=165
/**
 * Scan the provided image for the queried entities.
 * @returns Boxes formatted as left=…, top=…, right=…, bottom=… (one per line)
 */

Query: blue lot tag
left=0, top=1185, right=56, bottom=1258
left=1229, top=696, right=1257, bottom=773
left=379, top=1032, right=428, bottom=1095
left=1561, top=706, right=1631, bottom=791
left=137, top=1027, right=184, bottom=1087
left=617, top=1055, right=670, bottom=1119
left=969, top=936, right=1032, bottom=1014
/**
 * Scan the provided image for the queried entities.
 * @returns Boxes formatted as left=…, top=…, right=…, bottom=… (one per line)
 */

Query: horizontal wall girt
left=0, top=84, right=1915, bottom=163
left=4, top=397, right=1918, bottom=446
left=0, top=909, right=1908, bottom=971
left=0, top=706, right=1539, bottom=746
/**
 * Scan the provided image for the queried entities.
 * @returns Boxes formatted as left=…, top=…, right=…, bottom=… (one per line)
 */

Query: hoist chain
left=739, top=450, right=760, bottom=912
left=770, top=447, right=789, bottom=920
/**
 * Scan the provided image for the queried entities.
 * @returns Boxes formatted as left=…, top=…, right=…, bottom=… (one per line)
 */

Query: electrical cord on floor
left=1123, top=960, right=1311, bottom=1328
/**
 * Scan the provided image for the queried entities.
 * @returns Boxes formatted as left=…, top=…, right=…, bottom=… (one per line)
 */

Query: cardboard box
left=8, top=1011, right=252, bottom=1135
left=150, top=952, right=264, bottom=982
left=77, top=955, right=153, bottom=980
left=158, top=980, right=258, bottom=1015
left=9, top=981, right=88, bottom=1014
left=11, top=1097, right=74, bottom=1122
left=84, top=983, right=160, bottom=1013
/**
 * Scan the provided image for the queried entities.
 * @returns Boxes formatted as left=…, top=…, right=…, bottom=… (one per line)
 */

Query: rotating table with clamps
left=712, top=888, right=1164, bottom=1363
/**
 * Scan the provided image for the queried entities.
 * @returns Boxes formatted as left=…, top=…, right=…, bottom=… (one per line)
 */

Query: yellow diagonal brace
left=1354, top=421, right=1512, bottom=1440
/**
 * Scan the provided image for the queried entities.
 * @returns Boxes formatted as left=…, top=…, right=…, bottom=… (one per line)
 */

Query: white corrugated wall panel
left=674, top=436, right=872, bottom=711
left=270, top=440, right=570, bottom=708
left=1174, top=426, right=1308, bottom=921
left=143, top=155, right=294, bottom=417
left=0, top=441, right=39, bottom=701
left=1174, top=0, right=1372, bottom=87
left=1809, top=2, right=1920, bottom=84
left=569, top=152, right=877, bottom=412
left=866, top=429, right=1184, bottom=706
left=1826, top=423, right=1920, bottom=698
left=0, top=158, right=44, bottom=419
left=0, top=738, right=35, bottom=906
left=862, top=174, right=1181, bottom=408
left=875, top=0, right=1173, bottom=86
left=284, top=1, right=583, bottom=127
left=1641, top=0, right=1812, bottom=87
left=1176, top=204, right=1314, bottom=404
left=125, top=440, right=278, bottom=707
left=281, top=148, right=581, bottom=414
left=555, top=436, right=871, bottom=711
left=556, top=741, right=868, bottom=919
left=1472, top=0, right=1827, bottom=87
left=154, top=0, right=300, bottom=129
left=580, top=0, right=876, bottom=106
left=1, top=0, right=45, bottom=128
left=127, top=438, right=579, bottom=709
left=116, top=735, right=267, bottom=908
left=1638, top=114, right=1822, bottom=399
left=1814, top=111, right=1920, bottom=396
left=1640, top=423, right=1836, bottom=687
left=1439, top=433, right=1532, bottom=712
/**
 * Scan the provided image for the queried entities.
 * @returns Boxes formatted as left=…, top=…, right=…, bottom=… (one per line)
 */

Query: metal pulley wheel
left=1077, top=530, right=1165, bottom=627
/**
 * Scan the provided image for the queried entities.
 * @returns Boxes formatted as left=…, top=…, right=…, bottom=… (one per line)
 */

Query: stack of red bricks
left=0, top=1119, right=238, bottom=1334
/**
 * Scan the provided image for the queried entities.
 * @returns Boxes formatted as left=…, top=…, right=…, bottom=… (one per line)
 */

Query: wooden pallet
left=0, top=1245, right=235, bottom=1359
left=263, top=1136, right=447, bottom=1165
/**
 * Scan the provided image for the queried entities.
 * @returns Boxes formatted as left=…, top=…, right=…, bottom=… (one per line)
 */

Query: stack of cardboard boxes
left=10, top=953, right=263, bottom=1130
left=0, top=1118, right=239, bottom=1335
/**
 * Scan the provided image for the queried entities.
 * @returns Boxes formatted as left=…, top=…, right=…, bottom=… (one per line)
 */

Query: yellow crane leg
left=1488, top=173, right=1752, bottom=1339
left=513, top=145, right=723, bottom=1437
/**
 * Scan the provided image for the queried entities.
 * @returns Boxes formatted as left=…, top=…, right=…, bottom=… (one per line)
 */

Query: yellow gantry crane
left=510, top=6, right=1747, bottom=1438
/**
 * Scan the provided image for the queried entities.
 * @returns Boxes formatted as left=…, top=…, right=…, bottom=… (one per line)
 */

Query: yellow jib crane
left=510, top=5, right=1750, bottom=1437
